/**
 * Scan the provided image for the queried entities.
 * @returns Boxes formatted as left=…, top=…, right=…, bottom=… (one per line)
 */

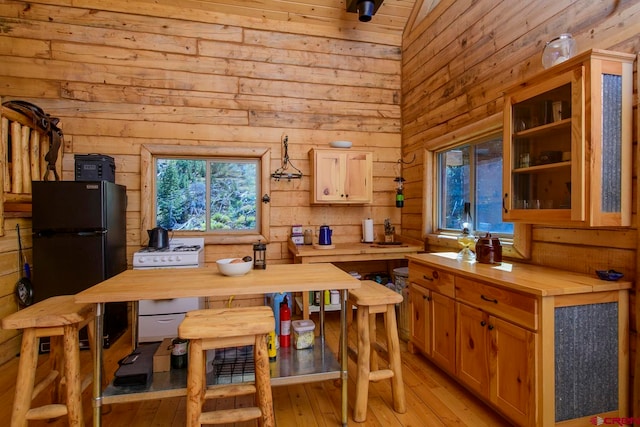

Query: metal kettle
left=318, top=225, right=332, bottom=245
left=148, top=226, right=169, bottom=249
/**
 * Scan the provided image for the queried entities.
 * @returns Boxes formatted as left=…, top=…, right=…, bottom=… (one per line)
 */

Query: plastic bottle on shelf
left=280, top=296, right=291, bottom=348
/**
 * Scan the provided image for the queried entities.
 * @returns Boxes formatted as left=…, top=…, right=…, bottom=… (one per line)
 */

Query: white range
left=133, top=237, right=205, bottom=343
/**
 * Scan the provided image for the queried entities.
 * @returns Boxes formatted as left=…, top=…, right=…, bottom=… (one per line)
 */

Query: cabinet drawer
left=455, top=277, right=538, bottom=330
left=409, top=261, right=455, bottom=298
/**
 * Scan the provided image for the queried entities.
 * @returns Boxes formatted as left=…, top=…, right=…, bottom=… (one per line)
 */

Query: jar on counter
left=303, top=229, right=313, bottom=245
left=171, top=338, right=188, bottom=369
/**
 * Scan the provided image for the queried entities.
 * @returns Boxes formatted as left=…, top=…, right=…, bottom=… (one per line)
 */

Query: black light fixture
left=271, top=134, right=302, bottom=181
left=346, top=0, right=384, bottom=22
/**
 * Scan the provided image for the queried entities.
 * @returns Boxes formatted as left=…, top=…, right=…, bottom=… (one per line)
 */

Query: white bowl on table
left=216, top=258, right=252, bottom=276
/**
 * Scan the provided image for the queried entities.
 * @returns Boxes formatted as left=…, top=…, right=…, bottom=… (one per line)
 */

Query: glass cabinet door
left=503, top=69, right=583, bottom=224
left=503, top=49, right=633, bottom=227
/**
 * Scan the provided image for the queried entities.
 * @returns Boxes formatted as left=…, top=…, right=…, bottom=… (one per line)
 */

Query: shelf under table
left=102, top=337, right=341, bottom=404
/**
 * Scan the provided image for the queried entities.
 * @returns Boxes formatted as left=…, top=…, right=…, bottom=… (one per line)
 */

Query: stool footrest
left=26, top=403, right=68, bottom=420
left=369, top=369, right=394, bottom=382
left=32, top=370, right=59, bottom=400
left=200, top=407, right=262, bottom=424
left=205, top=383, right=257, bottom=399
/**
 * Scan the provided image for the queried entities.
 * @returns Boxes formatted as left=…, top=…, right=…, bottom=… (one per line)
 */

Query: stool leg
left=354, top=305, right=371, bottom=422
left=369, top=312, right=378, bottom=372
left=186, top=339, right=204, bottom=427
left=254, top=333, right=275, bottom=427
left=64, top=324, right=84, bottom=427
left=49, top=334, right=64, bottom=404
left=12, top=328, right=38, bottom=427
left=384, top=304, right=406, bottom=414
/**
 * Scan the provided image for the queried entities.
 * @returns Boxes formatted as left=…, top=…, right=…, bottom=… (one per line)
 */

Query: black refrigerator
left=32, top=181, right=128, bottom=350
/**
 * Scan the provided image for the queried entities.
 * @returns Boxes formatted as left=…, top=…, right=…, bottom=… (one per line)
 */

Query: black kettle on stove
left=148, top=226, right=169, bottom=249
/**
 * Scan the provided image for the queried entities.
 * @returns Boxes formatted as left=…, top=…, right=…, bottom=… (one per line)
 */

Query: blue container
left=265, top=292, right=293, bottom=336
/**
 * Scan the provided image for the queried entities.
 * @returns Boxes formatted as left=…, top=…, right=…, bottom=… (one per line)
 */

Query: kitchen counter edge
left=406, top=252, right=632, bottom=297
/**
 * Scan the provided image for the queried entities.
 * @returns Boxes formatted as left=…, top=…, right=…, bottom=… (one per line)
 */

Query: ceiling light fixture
left=346, top=0, right=384, bottom=22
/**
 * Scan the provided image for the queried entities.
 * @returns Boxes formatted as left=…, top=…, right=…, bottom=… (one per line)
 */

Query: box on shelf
left=291, top=225, right=303, bottom=235
left=153, top=337, right=173, bottom=372
left=291, top=234, right=304, bottom=245
left=292, top=319, right=315, bottom=349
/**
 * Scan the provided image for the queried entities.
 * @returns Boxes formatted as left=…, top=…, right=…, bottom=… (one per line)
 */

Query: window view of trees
left=439, top=136, right=513, bottom=236
left=210, top=160, right=257, bottom=230
left=155, top=158, right=258, bottom=232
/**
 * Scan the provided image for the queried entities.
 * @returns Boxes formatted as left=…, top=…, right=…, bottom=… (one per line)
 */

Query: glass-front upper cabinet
left=503, top=49, right=634, bottom=226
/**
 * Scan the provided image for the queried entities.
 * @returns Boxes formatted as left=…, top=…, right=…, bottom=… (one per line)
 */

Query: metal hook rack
left=394, top=153, right=416, bottom=183
left=271, top=135, right=303, bottom=181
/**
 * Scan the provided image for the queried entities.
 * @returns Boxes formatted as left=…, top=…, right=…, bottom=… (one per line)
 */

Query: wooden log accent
left=29, top=131, right=40, bottom=186
left=10, top=121, right=22, bottom=194
left=20, top=125, right=31, bottom=194
left=0, top=103, right=60, bottom=234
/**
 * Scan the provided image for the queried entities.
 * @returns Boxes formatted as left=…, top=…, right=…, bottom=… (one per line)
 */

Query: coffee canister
left=171, top=338, right=188, bottom=369
left=476, top=233, right=502, bottom=264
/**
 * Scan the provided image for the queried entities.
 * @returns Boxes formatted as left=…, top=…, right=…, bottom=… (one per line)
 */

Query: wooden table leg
left=340, top=289, right=348, bottom=427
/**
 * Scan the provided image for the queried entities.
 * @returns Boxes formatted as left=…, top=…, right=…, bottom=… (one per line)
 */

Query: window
left=437, top=134, right=513, bottom=236
left=141, top=145, right=270, bottom=245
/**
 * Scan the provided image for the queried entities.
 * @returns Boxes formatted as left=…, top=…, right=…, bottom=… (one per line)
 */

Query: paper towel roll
left=362, top=218, right=374, bottom=243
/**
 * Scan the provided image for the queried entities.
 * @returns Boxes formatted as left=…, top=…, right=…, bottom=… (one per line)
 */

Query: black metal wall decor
left=271, top=134, right=303, bottom=181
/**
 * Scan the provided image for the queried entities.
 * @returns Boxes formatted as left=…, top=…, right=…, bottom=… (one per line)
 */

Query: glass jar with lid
left=542, top=33, right=577, bottom=69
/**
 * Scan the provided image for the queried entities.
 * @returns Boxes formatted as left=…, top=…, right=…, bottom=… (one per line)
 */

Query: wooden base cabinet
left=456, top=293, right=536, bottom=426
left=409, top=284, right=456, bottom=374
left=407, top=254, right=630, bottom=427
left=408, top=264, right=456, bottom=374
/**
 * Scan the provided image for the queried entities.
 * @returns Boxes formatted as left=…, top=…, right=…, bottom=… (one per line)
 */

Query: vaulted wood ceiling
left=120, top=0, right=422, bottom=45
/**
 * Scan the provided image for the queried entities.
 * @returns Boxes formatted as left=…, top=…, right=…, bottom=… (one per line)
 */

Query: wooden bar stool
left=347, top=280, right=406, bottom=422
left=179, top=306, right=275, bottom=427
left=1, top=295, right=95, bottom=427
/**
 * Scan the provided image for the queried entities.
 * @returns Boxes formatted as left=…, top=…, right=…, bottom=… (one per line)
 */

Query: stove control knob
left=175, top=255, right=182, bottom=262
left=167, top=256, right=175, bottom=262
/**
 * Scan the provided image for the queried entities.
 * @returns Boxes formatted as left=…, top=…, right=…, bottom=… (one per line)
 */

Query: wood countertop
left=407, top=252, right=632, bottom=297
left=75, top=263, right=360, bottom=304
left=288, top=239, right=423, bottom=263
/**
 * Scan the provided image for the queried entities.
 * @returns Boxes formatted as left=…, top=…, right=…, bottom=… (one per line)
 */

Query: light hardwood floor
left=0, top=311, right=512, bottom=426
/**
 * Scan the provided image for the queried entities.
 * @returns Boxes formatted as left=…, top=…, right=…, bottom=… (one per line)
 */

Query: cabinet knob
left=488, top=324, right=494, bottom=331
left=480, top=320, right=486, bottom=327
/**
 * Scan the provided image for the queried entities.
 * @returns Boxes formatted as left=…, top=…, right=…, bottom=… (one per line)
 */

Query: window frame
left=422, top=113, right=531, bottom=260
left=141, top=144, right=271, bottom=246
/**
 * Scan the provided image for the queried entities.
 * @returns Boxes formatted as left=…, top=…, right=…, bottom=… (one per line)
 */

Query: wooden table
left=288, top=239, right=423, bottom=319
left=75, top=263, right=360, bottom=427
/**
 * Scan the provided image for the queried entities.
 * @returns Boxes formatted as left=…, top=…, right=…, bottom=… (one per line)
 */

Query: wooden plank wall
left=401, top=0, right=640, bottom=413
left=0, top=0, right=411, bottom=364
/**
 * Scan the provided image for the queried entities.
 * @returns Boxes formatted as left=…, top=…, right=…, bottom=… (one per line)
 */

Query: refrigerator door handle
left=77, top=230, right=107, bottom=237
